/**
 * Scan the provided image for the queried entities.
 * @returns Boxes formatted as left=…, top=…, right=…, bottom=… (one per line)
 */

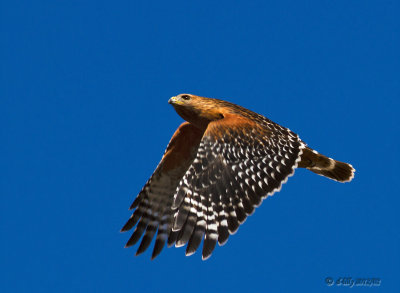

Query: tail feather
left=299, top=147, right=355, bottom=182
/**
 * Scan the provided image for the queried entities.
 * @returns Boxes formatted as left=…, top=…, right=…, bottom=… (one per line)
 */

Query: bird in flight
left=121, top=94, right=355, bottom=260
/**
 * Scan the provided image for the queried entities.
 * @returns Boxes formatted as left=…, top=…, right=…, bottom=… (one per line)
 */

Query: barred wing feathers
left=172, top=113, right=306, bottom=259
left=121, top=122, right=203, bottom=259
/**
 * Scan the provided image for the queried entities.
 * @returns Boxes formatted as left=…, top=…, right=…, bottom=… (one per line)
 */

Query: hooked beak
left=168, top=96, right=184, bottom=105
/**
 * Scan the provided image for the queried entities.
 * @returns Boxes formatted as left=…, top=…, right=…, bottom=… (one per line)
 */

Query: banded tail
left=298, top=147, right=355, bottom=182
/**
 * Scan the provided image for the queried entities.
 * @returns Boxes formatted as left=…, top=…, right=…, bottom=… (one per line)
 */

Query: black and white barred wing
left=171, top=114, right=305, bottom=259
left=121, top=122, right=203, bottom=259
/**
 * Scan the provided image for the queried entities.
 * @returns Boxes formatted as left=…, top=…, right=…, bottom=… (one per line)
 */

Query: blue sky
left=1, top=0, right=399, bottom=292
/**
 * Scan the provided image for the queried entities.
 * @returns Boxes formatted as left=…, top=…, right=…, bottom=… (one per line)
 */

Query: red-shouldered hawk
left=121, top=94, right=355, bottom=260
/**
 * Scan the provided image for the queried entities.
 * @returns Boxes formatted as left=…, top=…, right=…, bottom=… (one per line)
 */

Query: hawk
left=121, top=94, right=355, bottom=260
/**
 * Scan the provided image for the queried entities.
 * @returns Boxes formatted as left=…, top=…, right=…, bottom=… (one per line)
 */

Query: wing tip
left=201, top=253, right=212, bottom=261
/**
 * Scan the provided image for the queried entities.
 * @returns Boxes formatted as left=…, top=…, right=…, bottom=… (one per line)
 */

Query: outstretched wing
left=171, top=113, right=305, bottom=259
left=121, top=122, right=204, bottom=259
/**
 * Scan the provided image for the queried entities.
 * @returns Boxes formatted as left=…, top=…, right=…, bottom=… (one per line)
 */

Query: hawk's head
left=169, top=94, right=224, bottom=128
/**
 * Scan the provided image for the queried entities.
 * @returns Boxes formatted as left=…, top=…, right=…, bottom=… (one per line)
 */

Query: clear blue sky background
left=1, top=1, right=399, bottom=292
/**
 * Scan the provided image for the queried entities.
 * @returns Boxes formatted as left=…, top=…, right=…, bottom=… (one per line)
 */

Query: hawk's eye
left=181, top=95, right=191, bottom=100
